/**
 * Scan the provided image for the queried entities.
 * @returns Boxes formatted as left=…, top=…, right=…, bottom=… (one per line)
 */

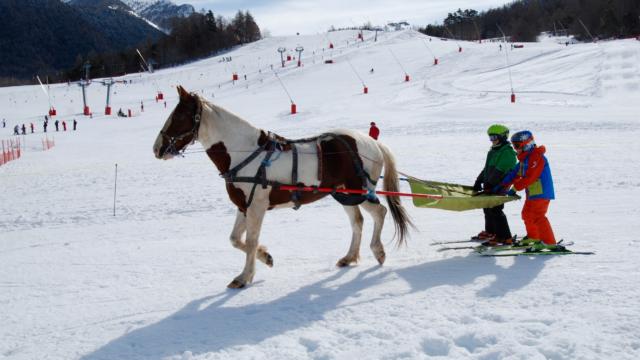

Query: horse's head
left=153, top=85, right=201, bottom=160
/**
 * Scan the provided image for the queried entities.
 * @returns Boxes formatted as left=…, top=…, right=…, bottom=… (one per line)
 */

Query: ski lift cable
left=496, top=24, right=514, bottom=94
left=345, top=57, right=366, bottom=87
left=136, top=48, right=161, bottom=93
left=421, top=39, right=437, bottom=59
left=36, top=76, right=53, bottom=109
left=577, top=18, right=596, bottom=42
left=272, top=70, right=295, bottom=104
left=443, top=24, right=462, bottom=49
left=388, top=48, right=408, bottom=75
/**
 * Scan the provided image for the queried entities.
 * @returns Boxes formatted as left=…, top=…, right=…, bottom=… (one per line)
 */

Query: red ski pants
left=522, top=199, right=556, bottom=245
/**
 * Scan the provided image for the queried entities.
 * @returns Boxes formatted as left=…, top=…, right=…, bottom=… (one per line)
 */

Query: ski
left=438, top=240, right=575, bottom=253
left=481, top=250, right=595, bottom=257
left=431, top=235, right=518, bottom=246
left=430, top=239, right=483, bottom=246
left=437, top=243, right=528, bottom=253
left=436, top=245, right=478, bottom=252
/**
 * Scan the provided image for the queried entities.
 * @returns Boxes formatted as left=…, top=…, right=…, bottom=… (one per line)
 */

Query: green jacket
left=476, top=142, right=517, bottom=192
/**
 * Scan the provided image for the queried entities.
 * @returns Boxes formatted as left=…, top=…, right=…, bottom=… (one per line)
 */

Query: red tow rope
left=278, top=185, right=443, bottom=200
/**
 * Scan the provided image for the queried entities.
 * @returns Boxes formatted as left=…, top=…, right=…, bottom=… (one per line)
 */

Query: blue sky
left=173, top=0, right=510, bottom=36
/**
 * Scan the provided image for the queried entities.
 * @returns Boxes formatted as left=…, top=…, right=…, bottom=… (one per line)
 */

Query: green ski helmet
left=487, top=124, right=509, bottom=141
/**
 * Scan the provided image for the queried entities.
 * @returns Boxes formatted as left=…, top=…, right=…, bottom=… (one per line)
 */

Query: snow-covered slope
left=122, top=0, right=195, bottom=32
left=1, top=30, right=639, bottom=360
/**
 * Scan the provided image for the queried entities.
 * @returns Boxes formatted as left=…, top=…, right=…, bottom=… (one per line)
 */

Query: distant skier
left=2, top=118, right=5, bottom=128
left=368, top=122, right=379, bottom=140
left=30, top=123, right=34, bottom=133
left=472, top=124, right=517, bottom=245
left=21, top=124, right=26, bottom=135
left=54, top=120, right=59, bottom=131
left=13, top=124, right=19, bottom=135
left=500, top=130, right=557, bottom=250
left=73, top=119, right=77, bottom=131
left=43, top=120, right=48, bottom=133
left=62, top=120, right=67, bottom=131
left=141, top=101, right=144, bottom=112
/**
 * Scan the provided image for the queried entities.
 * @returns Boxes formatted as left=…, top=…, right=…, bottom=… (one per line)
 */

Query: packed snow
left=1, top=30, right=639, bottom=360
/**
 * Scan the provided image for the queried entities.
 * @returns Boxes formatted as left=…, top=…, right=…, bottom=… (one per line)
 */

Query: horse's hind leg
left=337, top=205, right=364, bottom=267
left=229, top=210, right=273, bottom=267
left=360, top=201, right=387, bottom=265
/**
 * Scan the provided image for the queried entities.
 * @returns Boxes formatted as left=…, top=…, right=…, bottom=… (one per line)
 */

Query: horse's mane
left=198, top=95, right=257, bottom=131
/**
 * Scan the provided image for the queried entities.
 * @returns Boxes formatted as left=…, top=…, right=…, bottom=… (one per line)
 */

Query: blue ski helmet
left=511, top=130, right=535, bottom=151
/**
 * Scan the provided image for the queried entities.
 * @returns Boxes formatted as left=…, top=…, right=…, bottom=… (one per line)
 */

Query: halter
left=159, top=95, right=202, bottom=157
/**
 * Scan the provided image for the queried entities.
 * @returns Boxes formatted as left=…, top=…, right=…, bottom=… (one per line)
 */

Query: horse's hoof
left=227, top=279, right=246, bottom=289
left=376, top=252, right=386, bottom=265
left=336, top=258, right=353, bottom=267
left=265, top=253, right=274, bottom=267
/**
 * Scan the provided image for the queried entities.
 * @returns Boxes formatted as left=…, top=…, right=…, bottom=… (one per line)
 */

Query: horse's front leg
left=228, top=202, right=268, bottom=289
left=337, top=205, right=364, bottom=267
left=229, top=209, right=273, bottom=267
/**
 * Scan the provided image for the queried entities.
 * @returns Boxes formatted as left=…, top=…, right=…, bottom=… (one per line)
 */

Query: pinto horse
left=153, top=86, right=412, bottom=288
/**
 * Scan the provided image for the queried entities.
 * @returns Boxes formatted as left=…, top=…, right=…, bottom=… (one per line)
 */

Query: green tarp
left=406, top=177, right=520, bottom=212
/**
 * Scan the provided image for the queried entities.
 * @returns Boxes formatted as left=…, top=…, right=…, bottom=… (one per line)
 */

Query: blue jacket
left=502, top=145, right=555, bottom=200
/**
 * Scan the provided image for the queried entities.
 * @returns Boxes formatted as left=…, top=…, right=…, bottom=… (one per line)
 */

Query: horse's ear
left=177, top=85, right=190, bottom=101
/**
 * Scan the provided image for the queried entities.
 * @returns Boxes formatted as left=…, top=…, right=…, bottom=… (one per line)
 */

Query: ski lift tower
left=78, top=61, right=92, bottom=115
left=100, top=78, right=115, bottom=115
left=278, top=47, right=286, bottom=67
left=295, top=46, right=304, bottom=67
left=374, top=27, right=381, bottom=42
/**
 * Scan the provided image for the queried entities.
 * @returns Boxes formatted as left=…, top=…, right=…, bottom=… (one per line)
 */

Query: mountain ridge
left=0, top=0, right=166, bottom=80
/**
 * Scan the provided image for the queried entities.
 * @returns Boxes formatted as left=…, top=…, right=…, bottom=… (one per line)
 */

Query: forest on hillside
left=419, top=0, right=640, bottom=42
left=62, top=10, right=261, bottom=83
left=0, top=9, right=260, bottom=86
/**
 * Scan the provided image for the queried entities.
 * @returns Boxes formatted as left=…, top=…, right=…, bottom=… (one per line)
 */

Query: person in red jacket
left=62, top=120, right=67, bottom=131
left=368, top=122, right=379, bottom=140
left=500, top=130, right=557, bottom=250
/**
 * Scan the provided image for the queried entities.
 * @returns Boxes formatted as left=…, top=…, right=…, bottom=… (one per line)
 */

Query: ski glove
left=473, top=178, right=483, bottom=192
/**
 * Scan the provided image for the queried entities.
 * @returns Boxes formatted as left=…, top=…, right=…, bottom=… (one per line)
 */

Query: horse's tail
left=377, top=142, right=414, bottom=247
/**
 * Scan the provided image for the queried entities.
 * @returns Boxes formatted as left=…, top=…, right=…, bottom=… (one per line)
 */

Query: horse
left=153, top=86, right=413, bottom=288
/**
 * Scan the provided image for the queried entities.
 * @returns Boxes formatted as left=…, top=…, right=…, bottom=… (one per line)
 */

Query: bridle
left=159, top=95, right=202, bottom=157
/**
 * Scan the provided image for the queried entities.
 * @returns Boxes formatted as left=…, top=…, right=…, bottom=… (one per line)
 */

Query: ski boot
left=517, top=236, right=537, bottom=246
left=526, top=240, right=568, bottom=252
left=471, top=231, right=495, bottom=241
left=482, top=235, right=516, bottom=247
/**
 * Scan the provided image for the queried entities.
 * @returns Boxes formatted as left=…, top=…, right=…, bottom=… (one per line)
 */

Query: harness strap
left=223, top=131, right=379, bottom=209
left=244, top=143, right=277, bottom=208
left=291, top=144, right=301, bottom=210
left=327, top=133, right=378, bottom=186
left=222, top=141, right=269, bottom=181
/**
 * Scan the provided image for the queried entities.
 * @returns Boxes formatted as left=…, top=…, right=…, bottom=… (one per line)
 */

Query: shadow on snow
left=80, top=255, right=547, bottom=359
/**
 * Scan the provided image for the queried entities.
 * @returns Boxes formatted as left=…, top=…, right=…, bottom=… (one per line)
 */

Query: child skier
left=473, top=124, right=517, bottom=245
left=500, top=130, right=557, bottom=250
